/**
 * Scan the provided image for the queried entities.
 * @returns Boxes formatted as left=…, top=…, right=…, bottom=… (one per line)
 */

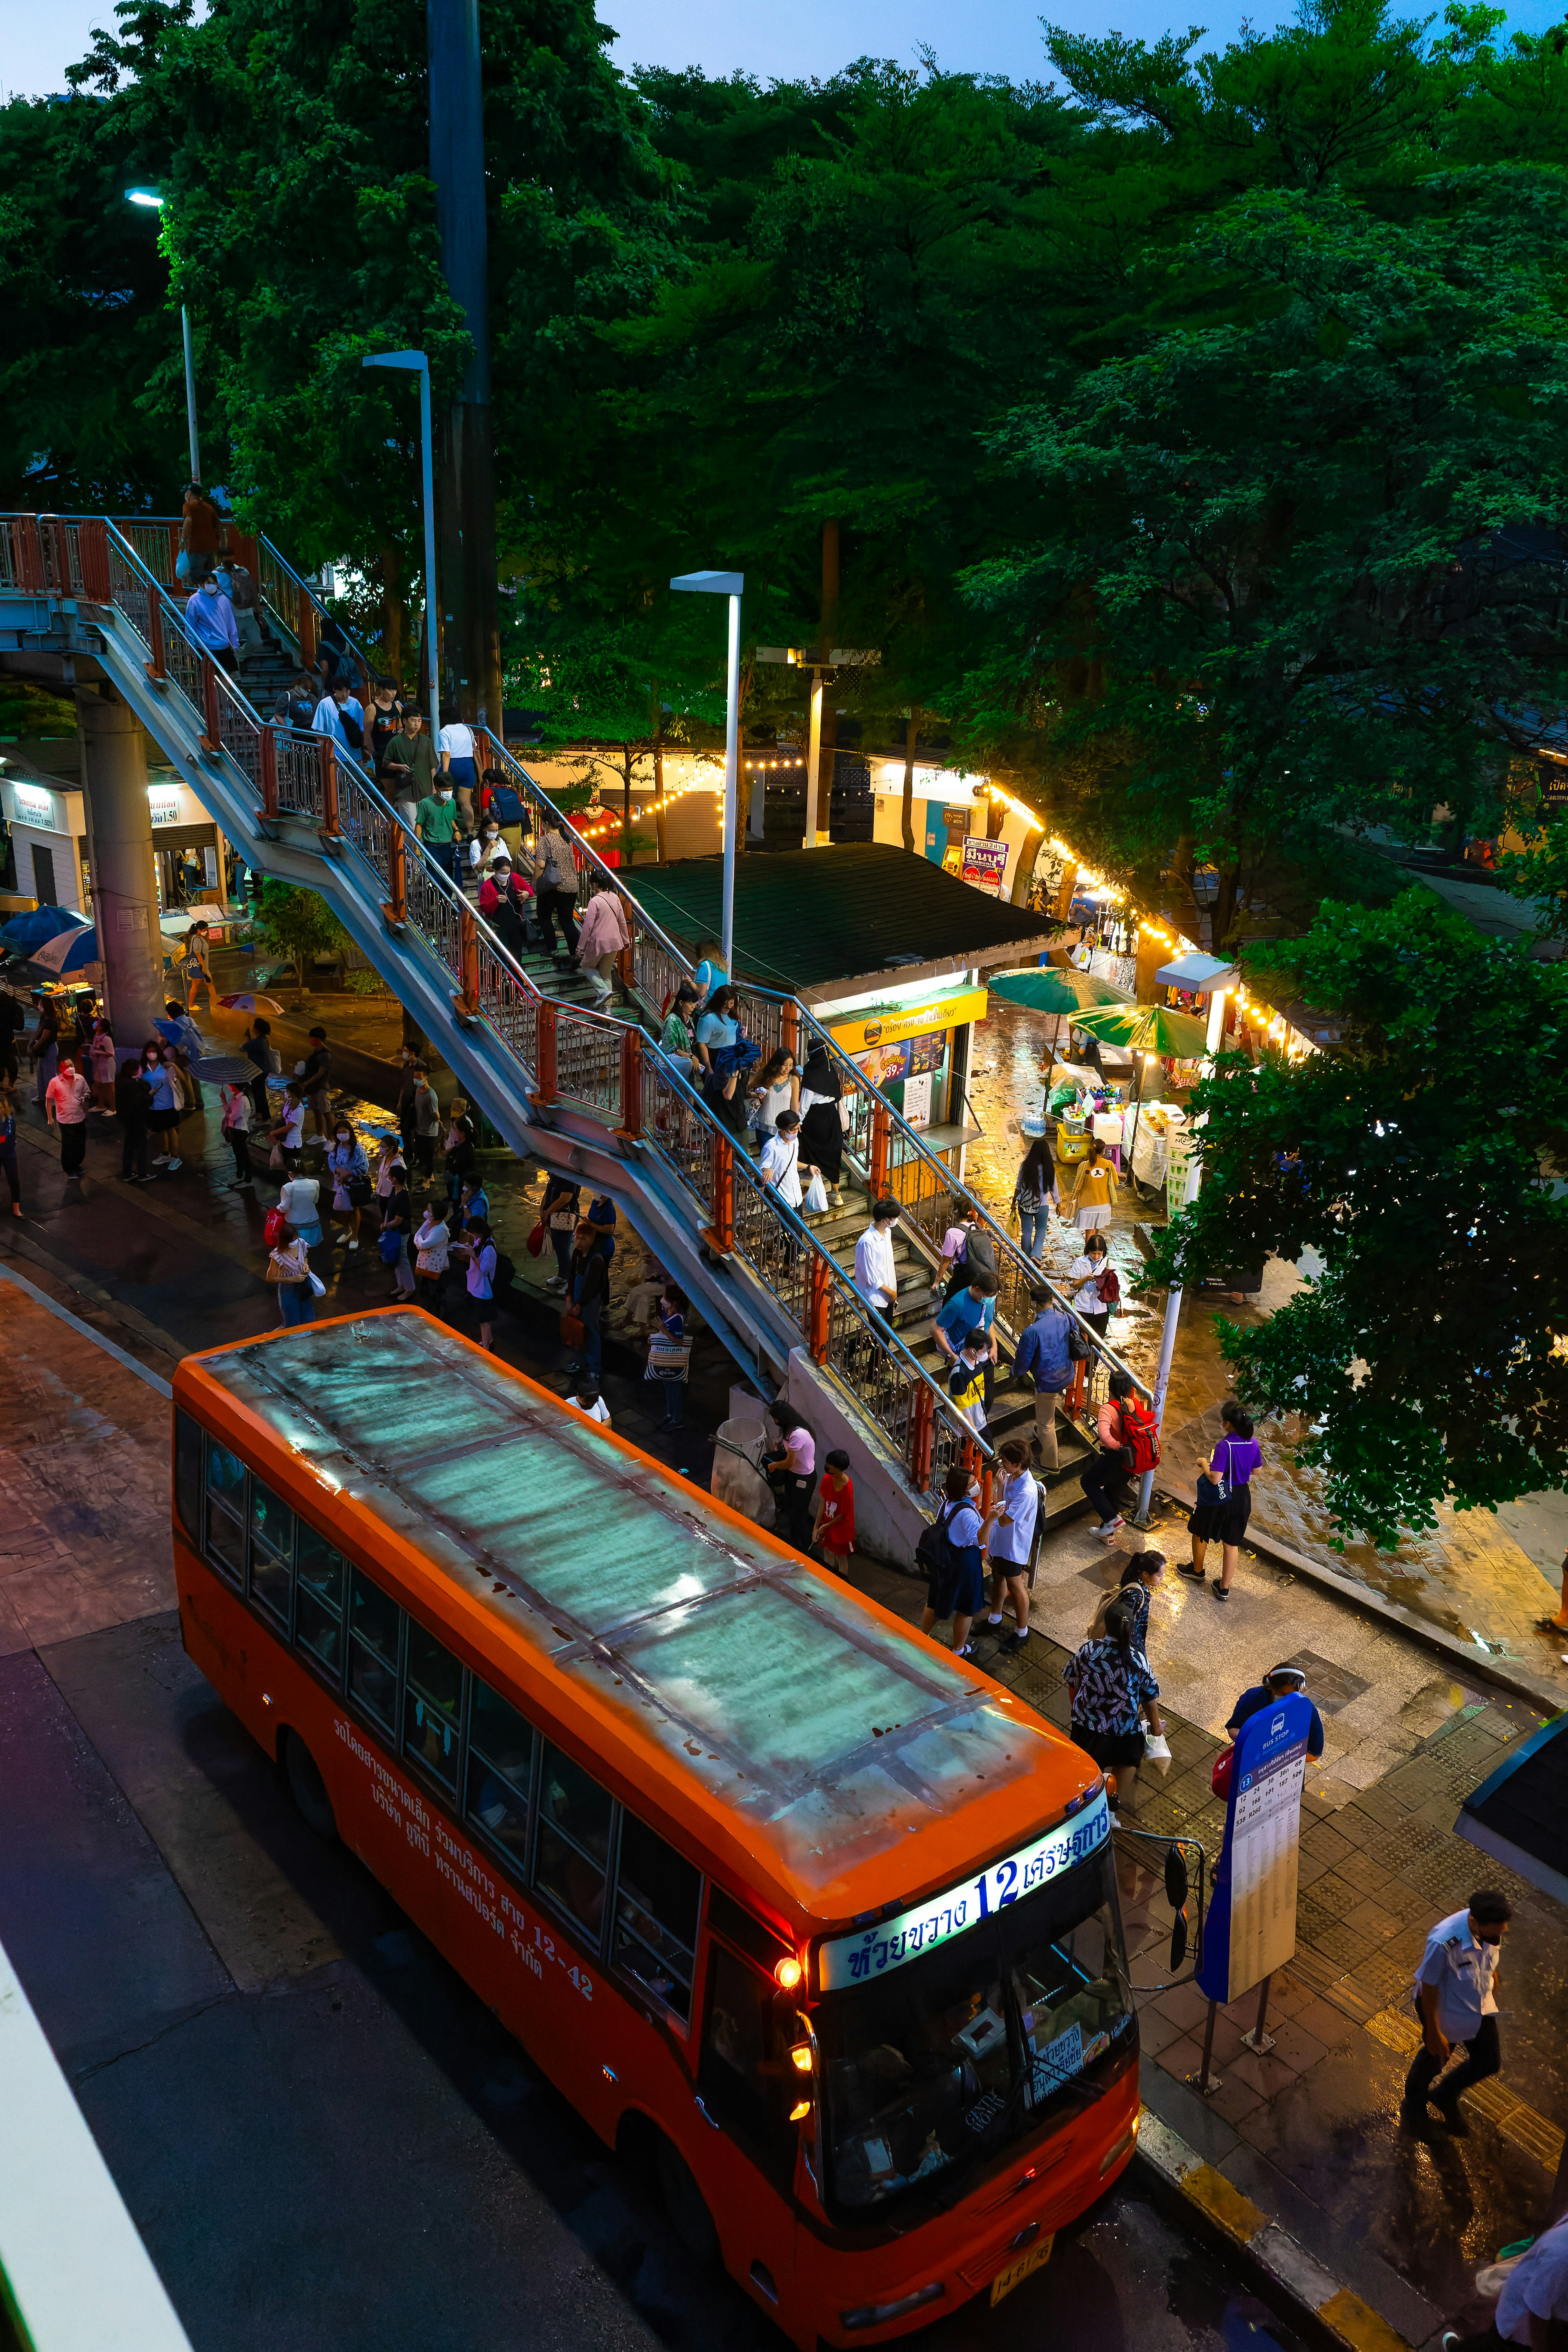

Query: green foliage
left=1142, top=889, right=1568, bottom=1545
left=251, top=879, right=352, bottom=986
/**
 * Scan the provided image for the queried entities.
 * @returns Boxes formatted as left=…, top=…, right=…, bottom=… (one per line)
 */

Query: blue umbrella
left=30, top=925, right=102, bottom=976
left=2, top=906, right=92, bottom=950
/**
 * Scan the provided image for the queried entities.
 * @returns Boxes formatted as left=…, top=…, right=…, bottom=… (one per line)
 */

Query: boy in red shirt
left=811, top=1450, right=855, bottom=1575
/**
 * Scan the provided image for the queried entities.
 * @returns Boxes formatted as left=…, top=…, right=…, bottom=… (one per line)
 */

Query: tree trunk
left=622, top=744, right=633, bottom=868
left=901, top=710, right=917, bottom=853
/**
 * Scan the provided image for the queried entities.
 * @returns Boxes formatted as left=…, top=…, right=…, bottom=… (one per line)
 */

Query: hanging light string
left=1046, top=831, right=1315, bottom=1060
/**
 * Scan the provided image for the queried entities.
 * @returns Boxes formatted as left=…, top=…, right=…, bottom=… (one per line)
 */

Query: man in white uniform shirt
left=1442, top=2213, right=1568, bottom=2349
left=853, top=1196, right=900, bottom=1315
left=980, top=1438, right=1040, bottom=1649
left=1402, top=1888, right=1510, bottom=2133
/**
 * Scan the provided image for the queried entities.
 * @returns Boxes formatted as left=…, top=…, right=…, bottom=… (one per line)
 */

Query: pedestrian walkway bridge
left=0, top=511, right=1149, bottom=1554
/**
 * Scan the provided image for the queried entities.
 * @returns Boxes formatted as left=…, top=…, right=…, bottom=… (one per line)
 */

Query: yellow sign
left=990, top=2233, right=1055, bottom=2306
left=826, top=986, right=987, bottom=1056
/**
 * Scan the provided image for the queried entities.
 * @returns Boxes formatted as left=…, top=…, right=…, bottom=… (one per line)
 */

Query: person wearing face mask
left=1403, top=1889, right=1512, bottom=2135
left=468, top=819, right=505, bottom=883
left=45, top=1051, right=93, bottom=1184
left=144, top=1042, right=186, bottom=1172
left=326, top=1119, right=370, bottom=1250
left=416, top=773, right=462, bottom=885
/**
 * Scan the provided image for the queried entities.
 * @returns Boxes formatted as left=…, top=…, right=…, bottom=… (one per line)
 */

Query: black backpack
left=492, top=1250, right=516, bottom=1295
left=914, top=1505, right=956, bottom=1583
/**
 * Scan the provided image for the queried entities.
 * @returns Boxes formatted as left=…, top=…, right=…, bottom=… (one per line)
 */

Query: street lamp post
left=671, top=569, right=744, bottom=977
left=363, top=352, right=441, bottom=744
left=126, top=190, right=200, bottom=483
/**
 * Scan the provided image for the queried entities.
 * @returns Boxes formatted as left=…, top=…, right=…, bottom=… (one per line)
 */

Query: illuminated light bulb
left=774, top=1955, right=804, bottom=1991
left=790, top=2100, right=812, bottom=2123
left=789, top=2041, right=814, bottom=2074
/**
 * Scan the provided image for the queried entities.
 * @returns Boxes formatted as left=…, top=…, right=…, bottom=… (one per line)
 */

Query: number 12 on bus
left=172, top=1311, right=1140, bottom=2345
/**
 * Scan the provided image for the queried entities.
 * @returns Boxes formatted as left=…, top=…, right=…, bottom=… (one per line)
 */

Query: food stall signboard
left=826, top=987, right=988, bottom=1058
left=961, top=840, right=1010, bottom=895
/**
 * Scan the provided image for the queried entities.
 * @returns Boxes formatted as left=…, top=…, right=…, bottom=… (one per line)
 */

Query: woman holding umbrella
left=797, top=1047, right=846, bottom=1211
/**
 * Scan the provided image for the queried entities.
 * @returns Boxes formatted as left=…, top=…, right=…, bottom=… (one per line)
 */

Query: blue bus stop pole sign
left=1197, top=1690, right=1313, bottom=2009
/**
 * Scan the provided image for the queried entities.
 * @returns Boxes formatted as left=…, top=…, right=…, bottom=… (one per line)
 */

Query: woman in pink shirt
left=45, top=1053, right=93, bottom=1183
left=574, top=879, right=630, bottom=1007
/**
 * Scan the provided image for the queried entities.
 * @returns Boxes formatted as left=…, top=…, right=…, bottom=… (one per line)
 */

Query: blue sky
left=8, top=0, right=1566, bottom=103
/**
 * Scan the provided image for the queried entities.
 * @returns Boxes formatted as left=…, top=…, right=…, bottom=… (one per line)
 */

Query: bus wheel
left=281, top=1730, right=338, bottom=1842
left=655, top=2135, right=721, bottom=2270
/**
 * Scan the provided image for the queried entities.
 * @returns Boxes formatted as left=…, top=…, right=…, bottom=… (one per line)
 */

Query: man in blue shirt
left=1013, top=1287, right=1074, bottom=1468
left=932, top=1271, right=997, bottom=1363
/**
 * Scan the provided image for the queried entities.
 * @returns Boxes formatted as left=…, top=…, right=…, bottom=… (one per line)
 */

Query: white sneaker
left=165, top=1157, right=182, bottom=1172
left=1096, top=1517, right=1123, bottom=1537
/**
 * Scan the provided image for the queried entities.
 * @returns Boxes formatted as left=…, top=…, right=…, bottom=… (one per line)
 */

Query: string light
left=987, top=783, right=1045, bottom=834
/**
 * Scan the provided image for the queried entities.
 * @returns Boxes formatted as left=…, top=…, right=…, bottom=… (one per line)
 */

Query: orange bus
left=172, top=1310, right=1139, bottom=2345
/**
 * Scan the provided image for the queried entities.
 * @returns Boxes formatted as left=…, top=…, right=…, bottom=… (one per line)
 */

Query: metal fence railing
left=2, top=509, right=995, bottom=1502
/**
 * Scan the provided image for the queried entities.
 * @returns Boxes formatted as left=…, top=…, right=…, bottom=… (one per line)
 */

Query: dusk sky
left=8, top=0, right=1565, bottom=106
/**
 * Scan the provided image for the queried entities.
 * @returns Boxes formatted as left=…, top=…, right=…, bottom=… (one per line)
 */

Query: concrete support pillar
left=76, top=686, right=164, bottom=1048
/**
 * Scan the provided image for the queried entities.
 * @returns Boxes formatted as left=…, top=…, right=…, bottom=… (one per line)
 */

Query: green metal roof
left=198, top=1314, right=1051, bottom=1902
left=628, top=844, right=1050, bottom=991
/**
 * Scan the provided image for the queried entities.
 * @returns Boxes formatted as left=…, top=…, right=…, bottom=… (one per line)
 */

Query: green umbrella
left=1068, top=1000, right=1212, bottom=1172
left=988, top=965, right=1137, bottom=1014
left=1068, top=1002, right=1211, bottom=1058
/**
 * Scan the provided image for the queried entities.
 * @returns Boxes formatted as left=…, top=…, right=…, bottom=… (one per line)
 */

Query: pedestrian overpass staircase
left=0, top=511, right=1144, bottom=1557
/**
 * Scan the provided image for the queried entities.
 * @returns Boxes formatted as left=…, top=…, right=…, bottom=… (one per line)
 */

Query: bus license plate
left=990, top=2233, right=1055, bottom=2306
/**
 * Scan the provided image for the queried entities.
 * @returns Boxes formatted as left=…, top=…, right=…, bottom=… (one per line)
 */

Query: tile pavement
left=846, top=1517, right=1568, bottom=2326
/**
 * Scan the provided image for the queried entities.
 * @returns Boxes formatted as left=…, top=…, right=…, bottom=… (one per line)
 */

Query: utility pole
left=428, top=0, right=501, bottom=730
left=803, top=519, right=840, bottom=848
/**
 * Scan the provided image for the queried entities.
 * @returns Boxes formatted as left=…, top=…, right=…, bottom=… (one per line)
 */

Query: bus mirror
left=1163, top=1842, right=1189, bottom=1911
left=1169, top=1910, right=1188, bottom=1972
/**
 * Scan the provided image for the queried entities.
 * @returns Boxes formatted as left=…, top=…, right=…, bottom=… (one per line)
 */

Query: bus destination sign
left=818, top=1788, right=1111, bottom=1991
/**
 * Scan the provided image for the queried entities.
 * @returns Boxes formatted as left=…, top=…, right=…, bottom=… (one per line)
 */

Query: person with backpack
left=453, top=1214, right=500, bottom=1350
left=1178, top=1399, right=1263, bottom=1601
left=1080, top=1369, right=1159, bottom=1540
left=483, top=764, right=526, bottom=862
left=531, top=818, right=581, bottom=959
left=918, top=1466, right=991, bottom=1658
left=948, top=1334, right=991, bottom=1433
left=1012, top=1286, right=1074, bottom=1469
left=1062, top=1599, right=1165, bottom=1812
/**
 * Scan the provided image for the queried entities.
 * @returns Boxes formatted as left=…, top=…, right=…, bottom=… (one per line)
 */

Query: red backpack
left=1115, top=1396, right=1160, bottom=1474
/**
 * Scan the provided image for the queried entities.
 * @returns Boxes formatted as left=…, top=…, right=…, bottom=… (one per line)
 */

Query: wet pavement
left=965, top=998, right=1568, bottom=1701
left=846, top=1539, right=1568, bottom=2347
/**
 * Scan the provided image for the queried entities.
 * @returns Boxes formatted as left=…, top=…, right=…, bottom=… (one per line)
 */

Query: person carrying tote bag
left=266, top=1224, right=318, bottom=1328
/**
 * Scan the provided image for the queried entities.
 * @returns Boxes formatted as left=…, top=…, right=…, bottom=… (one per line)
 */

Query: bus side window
left=402, top=1619, right=463, bottom=1795
left=248, top=1478, right=296, bottom=1630
left=534, top=1745, right=613, bottom=1947
left=697, top=1945, right=802, bottom=2192
left=175, top=1411, right=202, bottom=1545
left=204, top=1439, right=247, bottom=1587
left=465, top=1680, right=535, bottom=1872
left=295, top=1525, right=347, bottom=1684
left=612, top=1813, right=701, bottom=2025
left=347, top=1567, right=401, bottom=1734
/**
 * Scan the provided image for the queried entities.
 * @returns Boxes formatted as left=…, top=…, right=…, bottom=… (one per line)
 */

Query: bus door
left=695, top=1936, right=802, bottom=2313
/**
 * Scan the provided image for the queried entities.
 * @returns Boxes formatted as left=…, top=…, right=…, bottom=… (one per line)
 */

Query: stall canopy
left=988, top=965, right=1136, bottom=1014
left=2, top=906, right=91, bottom=951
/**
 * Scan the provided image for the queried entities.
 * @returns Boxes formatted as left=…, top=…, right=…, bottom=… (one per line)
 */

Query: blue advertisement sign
left=1196, top=1691, right=1313, bottom=2006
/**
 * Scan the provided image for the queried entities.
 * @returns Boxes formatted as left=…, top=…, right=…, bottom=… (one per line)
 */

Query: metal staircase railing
left=1, top=508, right=990, bottom=1504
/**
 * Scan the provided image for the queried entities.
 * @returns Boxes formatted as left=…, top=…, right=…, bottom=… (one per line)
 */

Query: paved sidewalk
left=845, top=1517, right=1568, bottom=2350
left=965, top=998, right=1568, bottom=1704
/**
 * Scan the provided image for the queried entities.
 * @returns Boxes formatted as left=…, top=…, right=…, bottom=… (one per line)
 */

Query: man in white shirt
left=313, top=682, right=351, bottom=751
left=1402, top=1889, right=1510, bottom=2132
left=1442, top=2215, right=1568, bottom=2350
left=757, top=1110, right=804, bottom=1207
left=438, top=711, right=479, bottom=837
left=853, top=1196, right=900, bottom=1315
left=981, top=1439, right=1040, bottom=1648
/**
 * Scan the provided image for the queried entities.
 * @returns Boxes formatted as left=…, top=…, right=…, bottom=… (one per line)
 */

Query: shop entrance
left=31, top=844, right=58, bottom=905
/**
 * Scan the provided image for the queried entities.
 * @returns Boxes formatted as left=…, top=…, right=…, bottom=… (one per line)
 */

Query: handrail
left=38, top=506, right=1147, bottom=1423
left=0, top=507, right=986, bottom=1497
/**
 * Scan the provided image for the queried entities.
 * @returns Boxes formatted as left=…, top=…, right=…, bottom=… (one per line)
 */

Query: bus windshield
left=817, top=1844, right=1132, bottom=2220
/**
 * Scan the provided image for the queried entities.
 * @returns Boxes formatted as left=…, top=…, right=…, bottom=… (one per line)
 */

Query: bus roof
left=182, top=1312, right=1089, bottom=1931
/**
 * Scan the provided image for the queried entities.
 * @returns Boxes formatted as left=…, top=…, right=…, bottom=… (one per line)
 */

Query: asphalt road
left=0, top=1612, right=1309, bottom=2352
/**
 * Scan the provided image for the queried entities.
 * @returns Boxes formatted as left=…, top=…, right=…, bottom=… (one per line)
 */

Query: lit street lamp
left=362, top=351, right=441, bottom=744
left=125, top=189, right=199, bottom=485
left=670, top=569, right=743, bottom=976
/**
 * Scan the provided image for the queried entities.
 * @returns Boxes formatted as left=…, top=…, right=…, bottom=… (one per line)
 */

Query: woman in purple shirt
left=1179, top=1400, right=1263, bottom=1602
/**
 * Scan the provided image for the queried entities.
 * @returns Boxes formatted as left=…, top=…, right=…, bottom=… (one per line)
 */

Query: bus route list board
left=1196, top=1690, right=1313, bottom=2010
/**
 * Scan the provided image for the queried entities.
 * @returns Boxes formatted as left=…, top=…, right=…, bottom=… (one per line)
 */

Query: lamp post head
left=125, top=187, right=165, bottom=207
left=670, top=570, right=743, bottom=597
left=363, top=350, right=429, bottom=374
